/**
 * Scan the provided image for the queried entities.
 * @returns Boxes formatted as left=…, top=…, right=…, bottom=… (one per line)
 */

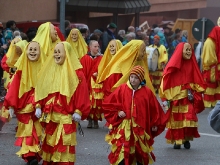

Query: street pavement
left=0, top=107, right=220, bottom=165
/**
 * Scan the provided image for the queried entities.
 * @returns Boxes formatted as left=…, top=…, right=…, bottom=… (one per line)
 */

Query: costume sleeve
left=148, top=90, right=166, bottom=138
left=69, top=70, right=90, bottom=120
left=1, top=55, right=10, bottom=72
left=102, top=85, right=124, bottom=127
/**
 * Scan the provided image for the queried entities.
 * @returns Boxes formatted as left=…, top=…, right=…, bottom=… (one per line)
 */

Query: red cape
left=208, top=26, right=220, bottom=62
left=162, top=42, right=206, bottom=91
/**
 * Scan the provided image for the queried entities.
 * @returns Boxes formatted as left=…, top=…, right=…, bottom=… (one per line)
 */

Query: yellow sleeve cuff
left=75, top=109, right=82, bottom=116
left=35, top=104, right=41, bottom=109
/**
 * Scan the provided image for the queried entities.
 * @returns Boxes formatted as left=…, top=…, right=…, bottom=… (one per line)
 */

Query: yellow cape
left=66, top=28, right=88, bottom=59
left=97, top=39, right=123, bottom=83
left=35, top=41, right=83, bottom=103
left=97, top=40, right=155, bottom=94
left=6, top=40, right=28, bottom=68
left=5, top=37, right=22, bottom=58
left=33, top=22, right=61, bottom=57
left=14, top=41, right=47, bottom=98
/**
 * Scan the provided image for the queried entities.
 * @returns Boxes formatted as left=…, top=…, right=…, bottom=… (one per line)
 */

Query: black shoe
left=173, top=143, right=181, bottom=149
left=184, top=141, right=191, bottom=149
left=29, top=159, right=38, bottom=165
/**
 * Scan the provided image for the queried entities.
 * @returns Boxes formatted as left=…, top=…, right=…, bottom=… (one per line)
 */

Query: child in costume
left=3, top=41, right=47, bottom=165
left=160, top=42, right=206, bottom=149
left=103, top=65, right=165, bottom=165
left=34, top=42, right=90, bottom=165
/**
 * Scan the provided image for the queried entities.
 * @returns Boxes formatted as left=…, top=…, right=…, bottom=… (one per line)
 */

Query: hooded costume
left=3, top=41, right=47, bottom=164
left=160, top=42, right=206, bottom=147
left=103, top=65, right=165, bottom=165
left=201, top=26, right=220, bottom=107
left=34, top=42, right=90, bottom=165
left=66, top=28, right=88, bottom=59
left=97, top=40, right=155, bottom=96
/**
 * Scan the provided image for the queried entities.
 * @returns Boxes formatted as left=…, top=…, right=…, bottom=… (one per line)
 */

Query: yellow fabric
left=33, top=22, right=61, bottom=57
left=97, top=40, right=155, bottom=94
left=66, top=28, right=88, bottom=59
left=6, top=40, right=28, bottom=68
left=149, top=44, right=168, bottom=69
left=3, top=71, right=10, bottom=89
left=201, top=38, right=218, bottom=71
left=35, top=41, right=82, bottom=103
left=14, top=42, right=47, bottom=98
left=97, top=39, right=123, bottom=83
left=5, top=37, right=22, bottom=58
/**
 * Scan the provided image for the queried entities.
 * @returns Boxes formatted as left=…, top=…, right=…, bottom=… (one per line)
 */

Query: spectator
left=26, top=27, right=37, bottom=41
left=135, top=27, right=142, bottom=40
left=80, top=28, right=90, bottom=44
left=122, top=33, right=134, bottom=46
left=116, top=29, right=125, bottom=42
left=170, top=33, right=182, bottom=57
left=65, top=20, right=71, bottom=38
left=127, top=26, right=135, bottom=33
left=181, top=30, right=188, bottom=42
left=101, top=22, right=117, bottom=54
left=4, top=20, right=16, bottom=45
left=149, top=24, right=158, bottom=45
left=0, top=22, right=7, bottom=53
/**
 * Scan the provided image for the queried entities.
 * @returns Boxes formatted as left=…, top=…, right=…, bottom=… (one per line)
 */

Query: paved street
left=0, top=107, right=220, bottom=165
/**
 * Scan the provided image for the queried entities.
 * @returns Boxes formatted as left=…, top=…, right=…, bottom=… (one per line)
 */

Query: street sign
left=192, top=18, right=215, bottom=41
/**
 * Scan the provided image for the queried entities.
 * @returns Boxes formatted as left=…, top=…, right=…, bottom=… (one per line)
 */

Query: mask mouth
left=29, top=53, right=36, bottom=57
left=54, top=55, right=61, bottom=61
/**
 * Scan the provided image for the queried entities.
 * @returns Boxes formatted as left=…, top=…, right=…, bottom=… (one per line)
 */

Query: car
left=16, top=21, right=89, bottom=34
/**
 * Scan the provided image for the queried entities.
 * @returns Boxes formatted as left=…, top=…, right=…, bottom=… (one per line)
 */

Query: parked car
left=16, top=21, right=89, bottom=33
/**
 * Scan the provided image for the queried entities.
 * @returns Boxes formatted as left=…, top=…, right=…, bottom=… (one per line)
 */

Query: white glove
left=35, top=108, right=42, bottom=118
left=9, top=107, right=14, bottom=118
left=72, top=113, right=81, bottom=122
left=162, top=101, right=168, bottom=106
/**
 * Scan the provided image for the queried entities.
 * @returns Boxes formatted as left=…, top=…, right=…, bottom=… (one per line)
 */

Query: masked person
left=66, top=28, right=88, bottom=59
left=80, top=40, right=103, bottom=128
left=201, top=26, right=220, bottom=107
left=149, top=35, right=168, bottom=93
left=3, top=41, right=47, bottom=165
left=97, top=39, right=123, bottom=98
left=159, top=42, right=207, bottom=149
left=33, top=22, right=60, bottom=57
left=34, top=42, right=90, bottom=165
left=103, top=65, right=166, bottom=165
left=97, top=40, right=155, bottom=96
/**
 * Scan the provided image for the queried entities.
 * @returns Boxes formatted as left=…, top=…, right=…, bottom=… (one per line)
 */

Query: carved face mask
left=15, top=46, right=22, bottom=56
left=182, top=43, right=192, bottom=60
left=137, top=43, right=146, bottom=61
left=53, top=43, right=66, bottom=65
left=71, top=29, right=78, bottom=42
left=109, top=40, right=117, bottom=55
left=27, top=42, right=40, bottom=61
left=50, top=24, right=58, bottom=42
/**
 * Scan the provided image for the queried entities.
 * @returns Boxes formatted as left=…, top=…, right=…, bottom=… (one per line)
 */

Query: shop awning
left=66, top=0, right=151, bottom=14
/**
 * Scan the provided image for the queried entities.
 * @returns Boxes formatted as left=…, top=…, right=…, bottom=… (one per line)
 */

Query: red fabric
left=4, top=71, right=34, bottom=110
left=55, top=26, right=65, bottom=41
left=1, top=55, right=10, bottom=72
left=80, top=54, right=102, bottom=92
left=162, top=42, right=206, bottom=91
left=103, top=84, right=166, bottom=139
left=208, top=26, right=220, bottom=62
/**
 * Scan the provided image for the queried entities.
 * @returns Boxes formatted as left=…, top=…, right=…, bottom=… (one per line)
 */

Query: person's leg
left=93, top=120, right=99, bottom=129
left=118, top=159, right=125, bottom=165
left=137, top=161, right=143, bottom=165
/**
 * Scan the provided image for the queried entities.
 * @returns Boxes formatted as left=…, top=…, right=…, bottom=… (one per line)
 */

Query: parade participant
left=66, top=28, right=88, bottom=59
left=80, top=40, right=103, bottom=128
left=34, top=42, right=90, bottom=165
left=149, top=35, right=168, bottom=92
left=103, top=65, right=165, bottom=165
left=3, top=41, right=47, bottom=165
left=201, top=26, right=220, bottom=107
left=0, top=39, right=28, bottom=130
left=33, top=22, right=60, bottom=57
left=97, top=39, right=123, bottom=98
left=160, top=42, right=206, bottom=149
left=97, top=40, right=155, bottom=96
left=1, top=37, right=21, bottom=88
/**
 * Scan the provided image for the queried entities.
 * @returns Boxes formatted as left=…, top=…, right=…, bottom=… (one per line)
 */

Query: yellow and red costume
left=34, top=42, right=90, bottom=165
left=66, top=28, right=88, bottom=59
left=201, top=26, right=220, bottom=107
left=97, top=40, right=155, bottom=97
left=103, top=67, right=165, bottom=165
left=97, top=39, right=123, bottom=98
left=160, top=43, right=206, bottom=146
left=80, top=52, right=103, bottom=121
left=3, top=41, right=47, bottom=163
left=149, top=42, right=168, bottom=91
